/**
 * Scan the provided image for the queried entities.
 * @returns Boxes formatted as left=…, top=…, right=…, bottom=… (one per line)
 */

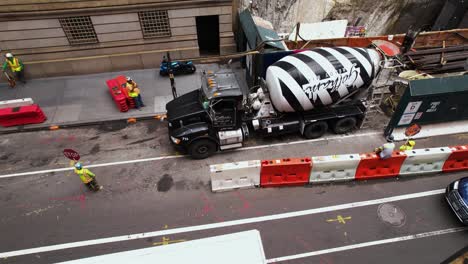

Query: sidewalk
left=0, top=63, right=237, bottom=132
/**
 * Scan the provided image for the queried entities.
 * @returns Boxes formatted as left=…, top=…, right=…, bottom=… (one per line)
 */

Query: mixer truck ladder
left=361, top=88, right=384, bottom=129
left=361, top=68, right=396, bottom=129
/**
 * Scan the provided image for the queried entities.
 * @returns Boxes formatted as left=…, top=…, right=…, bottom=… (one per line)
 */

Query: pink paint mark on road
left=39, top=137, right=55, bottom=144
left=39, top=135, right=77, bottom=145
left=197, top=192, right=224, bottom=222
left=233, top=191, right=265, bottom=216
left=294, top=235, right=334, bottom=264
left=15, top=203, right=34, bottom=208
left=49, top=194, right=86, bottom=209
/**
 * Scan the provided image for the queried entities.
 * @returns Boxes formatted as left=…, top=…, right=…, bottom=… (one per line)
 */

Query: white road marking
left=0, top=131, right=381, bottom=179
left=266, top=227, right=467, bottom=263
left=0, top=188, right=444, bottom=258
left=0, top=155, right=183, bottom=179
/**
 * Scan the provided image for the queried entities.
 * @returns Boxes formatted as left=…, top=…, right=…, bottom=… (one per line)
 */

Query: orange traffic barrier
left=442, top=145, right=468, bottom=172
left=355, top=151, right=407, bottom=180
left=260, top=157, right=312, bottom=187
left=154, top=114, right=167, bottom=121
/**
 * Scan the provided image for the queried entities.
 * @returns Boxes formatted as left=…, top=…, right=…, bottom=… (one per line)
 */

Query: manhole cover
left=377, top=203, right=406, bottom=227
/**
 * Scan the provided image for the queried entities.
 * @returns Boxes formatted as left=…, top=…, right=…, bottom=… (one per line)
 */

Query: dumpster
left=385, top=75, right=468, bottom=136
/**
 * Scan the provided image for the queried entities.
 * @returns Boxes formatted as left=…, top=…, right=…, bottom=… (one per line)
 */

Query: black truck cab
left=166, top=70, right=246, bottom=159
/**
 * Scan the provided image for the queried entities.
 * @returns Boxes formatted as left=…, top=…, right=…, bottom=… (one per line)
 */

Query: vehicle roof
left=202, top=70, right=243, bottom=99
left=56, top=230, right=266, bottom=264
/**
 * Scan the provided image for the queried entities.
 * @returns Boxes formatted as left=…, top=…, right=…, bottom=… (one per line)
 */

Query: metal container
left=385, top=75, right=468, bottom=135
left=395, top=75, right=468, bottom=125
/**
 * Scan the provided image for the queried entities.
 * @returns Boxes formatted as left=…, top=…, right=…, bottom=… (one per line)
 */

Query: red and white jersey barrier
left=209, top=145, right=468, bottom=192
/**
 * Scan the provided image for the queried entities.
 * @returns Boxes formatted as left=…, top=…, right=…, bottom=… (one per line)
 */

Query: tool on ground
left=3, top=71, right=15, bottom=88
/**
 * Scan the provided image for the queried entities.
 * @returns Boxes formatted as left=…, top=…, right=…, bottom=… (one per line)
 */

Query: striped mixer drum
left=265, top=47, right=382, bottom=112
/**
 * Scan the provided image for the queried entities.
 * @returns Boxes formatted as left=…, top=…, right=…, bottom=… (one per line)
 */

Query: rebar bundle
left=403, top=45, right=468, bottom=74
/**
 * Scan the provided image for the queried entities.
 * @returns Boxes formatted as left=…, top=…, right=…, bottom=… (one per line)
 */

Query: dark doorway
left=196, top=15, right=220, bottom=56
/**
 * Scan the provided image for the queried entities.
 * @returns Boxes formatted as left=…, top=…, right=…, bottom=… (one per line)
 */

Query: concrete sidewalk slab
left=0, top=63, right=232, bottom=132
left=392, top=120, right=468, bottom=141
left=153, top=95, right=173, bottom=113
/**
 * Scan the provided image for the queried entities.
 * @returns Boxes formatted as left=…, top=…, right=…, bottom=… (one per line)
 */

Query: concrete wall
left=237, top=0, right=445, bottom=36
left=0, top=1, right=235, bottom=79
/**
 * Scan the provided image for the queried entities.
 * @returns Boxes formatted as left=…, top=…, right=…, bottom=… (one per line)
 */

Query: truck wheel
left=303, top=121, right=328, bottom=139
left=333, top=117, right=357, bottom=134
left=188, top=139, right=217, bottom=159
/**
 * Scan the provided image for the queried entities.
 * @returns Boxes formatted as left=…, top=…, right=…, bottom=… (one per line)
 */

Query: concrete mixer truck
left=166, top=46, right=383, bottom=159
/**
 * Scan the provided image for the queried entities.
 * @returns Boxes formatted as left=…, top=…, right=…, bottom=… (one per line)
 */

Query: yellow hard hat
left=408, top=140, right=415, bottom=146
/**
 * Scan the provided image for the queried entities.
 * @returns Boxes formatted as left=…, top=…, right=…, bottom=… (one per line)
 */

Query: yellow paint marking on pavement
left=152, top=236, right=186, bottom=246
left=152, top=224, right=186, bottom=246
left=327, top=215, right=351, bottom=224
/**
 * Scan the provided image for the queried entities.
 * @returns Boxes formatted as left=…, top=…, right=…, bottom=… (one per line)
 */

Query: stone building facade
left=0, top=0, right=235, bottom=78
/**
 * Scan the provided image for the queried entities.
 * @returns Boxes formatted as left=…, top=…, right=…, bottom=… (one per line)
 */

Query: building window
left=59, top=16, right=98, bottom=45
left=139, top=10, right=171, bottom=38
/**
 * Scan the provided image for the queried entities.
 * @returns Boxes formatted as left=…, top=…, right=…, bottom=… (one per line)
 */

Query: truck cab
left=166, top=70, right=247, bottom=159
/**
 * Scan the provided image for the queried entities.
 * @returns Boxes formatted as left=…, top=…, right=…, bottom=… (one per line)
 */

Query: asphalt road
left=0, top=120, right=467, bottom=263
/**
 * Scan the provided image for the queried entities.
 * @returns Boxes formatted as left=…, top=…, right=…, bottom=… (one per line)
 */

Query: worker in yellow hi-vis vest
left=126, top=76, right=145, bottom=110
left=399, top=139, right=416, bottom=151
left=2, top=53, right=25, bottom=84
left=74, top=162, right=102, bottom=191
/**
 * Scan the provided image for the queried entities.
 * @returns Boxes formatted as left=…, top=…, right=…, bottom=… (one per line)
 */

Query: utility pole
left=166, top=52, right=177, bottom=99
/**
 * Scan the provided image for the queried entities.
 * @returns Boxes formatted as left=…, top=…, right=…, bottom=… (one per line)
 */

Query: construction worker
left=2, top=53, right=25, bottom=84
left=400, top=139, right=416, bottom=151
left=74, top=162, right=102, bottom=191
left=126, top=77, right=145, bottom=110
left=375, top=135, right=395, bottom=160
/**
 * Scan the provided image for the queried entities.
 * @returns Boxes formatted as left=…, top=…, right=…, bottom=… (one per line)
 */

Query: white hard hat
left=126, top=76, right=132, bottom=82
left=5, top=53, right=13, bottom=58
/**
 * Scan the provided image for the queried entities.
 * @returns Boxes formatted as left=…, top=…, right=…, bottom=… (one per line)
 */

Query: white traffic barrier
left=399, top=147, right=452, bottom=175
left=310, top=154, right=361, bottom=183
left=210, top=160, right=261, bottom=192
left=0, top=98, right=34, bottom=109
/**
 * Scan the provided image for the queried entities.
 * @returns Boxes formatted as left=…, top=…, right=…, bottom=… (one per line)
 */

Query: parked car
left=445, top=177, right=468, bottom=224
left=160, top=60, right=196, bottom=76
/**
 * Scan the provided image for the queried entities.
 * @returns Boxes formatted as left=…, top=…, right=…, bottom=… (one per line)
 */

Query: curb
left=0, top=112, right=167, bottom=134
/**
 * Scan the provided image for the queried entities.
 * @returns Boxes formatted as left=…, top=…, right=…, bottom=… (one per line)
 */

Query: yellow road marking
left=327, top=215, right=352, bottom=224
left=152, top=225, right=186, bottom=246
left=152, top=236, right=186, bottom=246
